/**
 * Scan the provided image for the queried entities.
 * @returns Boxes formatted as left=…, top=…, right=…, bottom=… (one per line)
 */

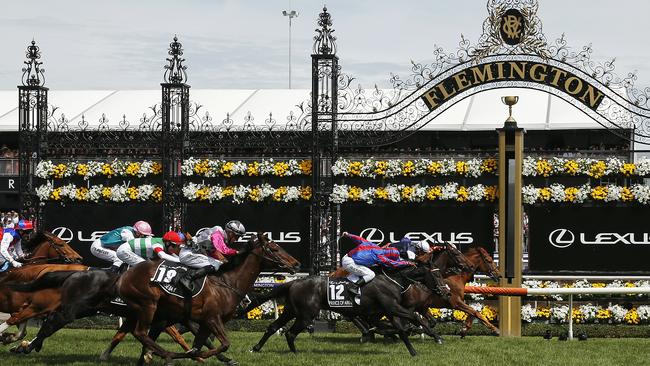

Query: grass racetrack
left=1, top=328, right=647, bottom=365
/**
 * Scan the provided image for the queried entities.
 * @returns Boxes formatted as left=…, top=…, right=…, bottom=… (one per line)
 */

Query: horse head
left=465, top=246, right=500, bottom=282
left=252, top=232, right=300, bottom=274
left=24, top=231, right=84, bottom=264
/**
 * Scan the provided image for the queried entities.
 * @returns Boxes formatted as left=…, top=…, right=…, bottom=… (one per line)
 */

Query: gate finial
left=163, top=35, right=188, bottom=84
left=21, top=40, right=45, bottom=87
left=313, top=6, right=337, bottom=55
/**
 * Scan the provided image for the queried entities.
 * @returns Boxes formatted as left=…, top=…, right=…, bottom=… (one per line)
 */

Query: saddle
left=150, top=260, right=207, bottom=298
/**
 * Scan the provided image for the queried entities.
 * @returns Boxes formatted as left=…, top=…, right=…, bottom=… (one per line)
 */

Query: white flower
left=632, top=184, right=650, bottom=204
left=467, top=184, right=485, bottom=201
left=182, top=182, right=200, bottom=201
left=231, top=161, right=248, bottom=176
left=579, top=304, right=600, bottom=323
left=549, top=183, right=565, bottom=203
left=440, top=159, right=455, bottom=175
left=575, top=184, right=590, bottom=203
left=181, top=157, right=198, bottom=176
left=232, top=185, right=249, bottom=204
left=331, top=159, right=349, bottom=176
left=608, top=304, right=627, bottom=323
left=522, top=185, right=539, bottom=204
left=36, top=182, right=54, bottom=200
left=259, top=159, right=274, bottom=175
left=360, top=188, right=375, bottom=204
left=636, top=158, right=650, bottom=176
left=522, top=157, right=537, bottom=176
left=605, top=157, right=623, bottom=175
left=605, top=185, right=621, bottom=202
left=385, top=160, right=401, bottom=178
left=35, top=161, right=54, bottom=179
left=637, top=305, right=650, bottom=321
left=386, top=184, right=401, bottom=202
left=550, top=305, right=569, bottom=324
left=521, top=304, right=536, bottom=323
left=412, top=185, right=427, bottom=202
left=284, top=186, right=300, bottom=202
left=330, top=185, right=348, bottom=204
left=440, top=182, right=458, bottom=200
left=465, top=158, right=482, bottom=178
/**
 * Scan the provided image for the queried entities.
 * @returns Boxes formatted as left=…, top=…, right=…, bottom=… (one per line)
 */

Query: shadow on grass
left=2, top=353, right=136, bottom=364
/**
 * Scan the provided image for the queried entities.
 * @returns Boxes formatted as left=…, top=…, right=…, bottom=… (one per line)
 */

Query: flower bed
left=523, top=156, right=650, bottom=178
left=36, top=160, right=162, bottom=179
left=183, top=183, right=312, bottom=203
left=331, top=158, right=497, bottom=178
left=35, top=182, right=162, bottom=202
left=181, top=158, right=311, bottom=177
left=330, top=183, right=497, bottom=204
left=522, top=183, right=650, bottom=204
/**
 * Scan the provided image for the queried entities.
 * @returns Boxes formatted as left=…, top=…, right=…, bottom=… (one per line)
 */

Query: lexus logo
left=358, top=227, right=474, bottom=245
left=548, top=229, right=575, bottom=248
left=359, top=228, right=384, bottom=244
left=51, top=227, right=74, bottom=243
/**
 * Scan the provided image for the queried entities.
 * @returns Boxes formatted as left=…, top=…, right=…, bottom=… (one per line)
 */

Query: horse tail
left=241, top=282, right=294, bottom=314
left=7, top=270, right=79, bottom=292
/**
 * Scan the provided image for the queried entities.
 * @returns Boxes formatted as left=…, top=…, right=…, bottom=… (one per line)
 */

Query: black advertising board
left=0, top=176, right=19, bottom=193
left=340, top=204, right=495, bottom=256
left=185, top=204, right=311, bottom=272
left=44, top=204, right=163, bottom=267
left=528, top=206, right=650, bottom=274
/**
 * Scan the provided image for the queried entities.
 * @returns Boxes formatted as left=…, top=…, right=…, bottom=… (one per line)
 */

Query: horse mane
left=22, top=231, right=50, bottom=251
left=218, top=238, right=256, bottom=272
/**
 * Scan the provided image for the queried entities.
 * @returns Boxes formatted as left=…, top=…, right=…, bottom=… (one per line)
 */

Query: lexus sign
left=528, top=206, right=650, bottom=274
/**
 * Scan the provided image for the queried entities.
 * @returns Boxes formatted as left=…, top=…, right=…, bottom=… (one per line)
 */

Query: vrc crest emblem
left=499, top=9, right=525, bottom=45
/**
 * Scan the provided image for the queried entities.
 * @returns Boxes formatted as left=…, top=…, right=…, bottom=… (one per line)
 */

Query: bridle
left=27, top=236, right=80, bottom=264
left=250, top=238, right=294, bottom=271
left=475, top=248, right=500, bottom=280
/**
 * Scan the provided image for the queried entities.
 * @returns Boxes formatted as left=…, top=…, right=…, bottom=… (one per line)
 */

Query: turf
left=0, top=328, right=646, bottom=365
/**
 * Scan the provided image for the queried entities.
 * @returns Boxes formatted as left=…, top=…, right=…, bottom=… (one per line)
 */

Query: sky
left=1, top=0, right=649, bottom=91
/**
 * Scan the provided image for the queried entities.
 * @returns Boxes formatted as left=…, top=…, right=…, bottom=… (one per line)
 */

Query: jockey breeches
left=116, top=243, right=145, bottom=266
left=90, top=239, right=123, bottom=267
left=342, top=254, right=375, bottom=283
left=179, top=247, right=222, bottom=271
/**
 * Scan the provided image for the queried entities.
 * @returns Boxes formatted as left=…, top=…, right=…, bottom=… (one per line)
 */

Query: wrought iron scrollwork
left=22, top=40, right=45, bottom=87
left=313, top=6, right=337, bottom=56
left=163, top=36, right=188, bottom=84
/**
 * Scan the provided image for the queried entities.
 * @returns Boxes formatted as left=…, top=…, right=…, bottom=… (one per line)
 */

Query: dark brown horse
left=402, top=246, right=501, bottom=336
left=116, top=232, right=300, bottom=365
left=0, top=231, right=85, bottom=343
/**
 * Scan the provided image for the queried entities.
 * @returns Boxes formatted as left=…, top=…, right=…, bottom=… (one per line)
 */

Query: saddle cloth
left=150, top=260, right=207, bottom=298
left=327, top=278, right=357, bottom=308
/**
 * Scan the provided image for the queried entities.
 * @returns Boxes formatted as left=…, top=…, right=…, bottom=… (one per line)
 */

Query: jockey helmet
left=16, top=219, right=34, bottom=231
left=162, top=231, right=183, bottom=245
left=133, top=221, right=153, bottom=236
left=398, top=237, right=412, bottom=246
left=225, top=220, right=246, bottom=237
left=415, top=241, right=430, bottom=253
left=175, top=232, right=186, bottom=242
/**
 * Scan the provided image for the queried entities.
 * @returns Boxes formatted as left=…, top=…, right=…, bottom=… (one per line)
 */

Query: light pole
left=282, top=9, right=298, bottom=89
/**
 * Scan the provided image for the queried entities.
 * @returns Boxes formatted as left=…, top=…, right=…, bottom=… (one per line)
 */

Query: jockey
left=178, top=220, right=246, bottom=291
left=389, top=237, right=432, bottom=260
left=0, top=219, right=34, bottom=269
left=341, top=232, right=414, bottom=295
left=115, top=231, right=182, bottom=267
left=90, top=221, right=153, bottom=272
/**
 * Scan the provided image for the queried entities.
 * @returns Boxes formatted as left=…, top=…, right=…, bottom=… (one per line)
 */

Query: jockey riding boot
left=107, top=265, right=121, bottom=273
left=179, top=265, right=216, bottom=292
left=348, top=278, right=365, bottom=296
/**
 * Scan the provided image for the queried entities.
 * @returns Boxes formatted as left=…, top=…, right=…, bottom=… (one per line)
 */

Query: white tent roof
left=0, top=88, right=605, bottom=132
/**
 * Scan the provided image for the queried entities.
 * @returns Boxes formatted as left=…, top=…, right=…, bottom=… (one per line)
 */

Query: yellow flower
left=126, top=162, right=141, bottom=176
left=348, top=161, right=363, bottom=176
left=273, top=162, right=289, bottom=177
left=76, top=164, right=89, bottom=177
left=222, top=186, right=234, bottom=197
left=401, top=186, right=413, bottom=200
left=536, top=160, right=552, bottom=177
left=402, top=161, right=415, bottom=176
left=246, top=307, right=263, bottom=320
left=247, top=162, right=260, bottom=176
left=375, top=187, right=388, bottom=200
left=481, top=305, right=497, bottom=322
left=624, top=309, right=640, bottom=325
left=348, top=186, right=362, bottom=201
left=590, top=186, right=607, bottom=200
left=427, top=161, right=442, bottom=175
left=456, top=186, right=468, bottom=202
left=102, top=163, right=115, bottom=177
left=539, top=187, right=551, bottom=201
left=625, top=282, right=636, bottom=288
left=480, top=159, right=498, bottom=174
left=194, top=160, right=209, bottom=176
left=273, top=186, right=288, bottom=201
left=51, top=187, right=62, bottom=201
left=299, top=160, right=312, bottom=175
left=101, top=187, right=112, bottom=199
left=152, top=187, right=163, bottom=202
left=248, top=187, right=261, bottom=202
left=564, top=187, right=578, bottom=202
left=536, top=306, right=551, bottom=319
left=75, top=187, right=89, bottom=201
left=299, top=186, right=312, bottom=200
left=621, top=187, right=634, bottom=201
left=53, top=163, right=68, bottom=179
left=572, top=308, right=585, bottom=324
left=428, top=308, right=442, bottom=319
left=484, top=186, right=498, bottom=201
left=453, top=310, right=468, bottom=321
left=196, top=187, right=210, bottom=201
left=620, top=163, right=636, bottom=177
left=564, top=160, right=579, bottom=175
left=220, top=162, right=234, bottom=177
left=591, top=282, right=606, bottom=288
left=589, top=161, right=606, bottom=178
left=596, top=309, right=611, bottom=320
left=126, top=186, right=138, bottom=200
left=374, top=161, right=388, bottom=176
left=151, top=162, right=163, bottom=175
left=426, top=186, right=441, bottom=200
left=455, top=161, right=468, bottom=175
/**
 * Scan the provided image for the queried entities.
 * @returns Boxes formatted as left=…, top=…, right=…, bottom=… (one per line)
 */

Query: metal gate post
left=18, top=40, right=48, bottom=227
left=161, top=36, right=190, bottom=232
left=497, top=96, right=525, bottom=337
left=310, top=7, right=339, bottom=274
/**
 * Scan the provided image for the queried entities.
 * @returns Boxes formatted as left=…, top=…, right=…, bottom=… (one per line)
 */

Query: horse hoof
left=99, top=352, right=110, bottom=361
left=144, top=353, right=154, bottom=364
left=493, top=330, right=501, bottom=337
left=250, top=345, right=261, bottom=353
left=435, top=338, right=444, bottom=345
left=225, top=360, right=239, bottom=366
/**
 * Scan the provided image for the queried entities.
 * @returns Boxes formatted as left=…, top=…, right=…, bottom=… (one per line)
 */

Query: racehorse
left=402, top=246, right=502, bottom=337
left=243, top=262, right=450, bottom=356
left=114, top=233, right=299, bottom=365
left=0, top=231, right=85, bottom=344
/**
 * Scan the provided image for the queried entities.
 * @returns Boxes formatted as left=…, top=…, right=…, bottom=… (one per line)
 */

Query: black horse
left=242, top=265, right=449, bottom=357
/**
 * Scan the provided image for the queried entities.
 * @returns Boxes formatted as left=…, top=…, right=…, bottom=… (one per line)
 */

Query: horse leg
left=389, top=316, right=418, bottom=357
left=0, top=322, right=27, bottom=345
left=251, top=308, right=295, bottom=353
left=130, top=303, right=183, bottom=364
left=185, top=321, right=217, bottom=351
left=284, top=313, right=313, bottom=354
left=351, top=317, right=375, bottom=343
left=453, top=300, right=499, bottom=336
left=196, top=316, right=235, bottom=362
left=11, top=305, right=82, bottom=354
left=137, top=322, right=173, bottom=366
left=100, top=317, right=135, bottom=361
left=382, top=299, right=442, bottom=345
